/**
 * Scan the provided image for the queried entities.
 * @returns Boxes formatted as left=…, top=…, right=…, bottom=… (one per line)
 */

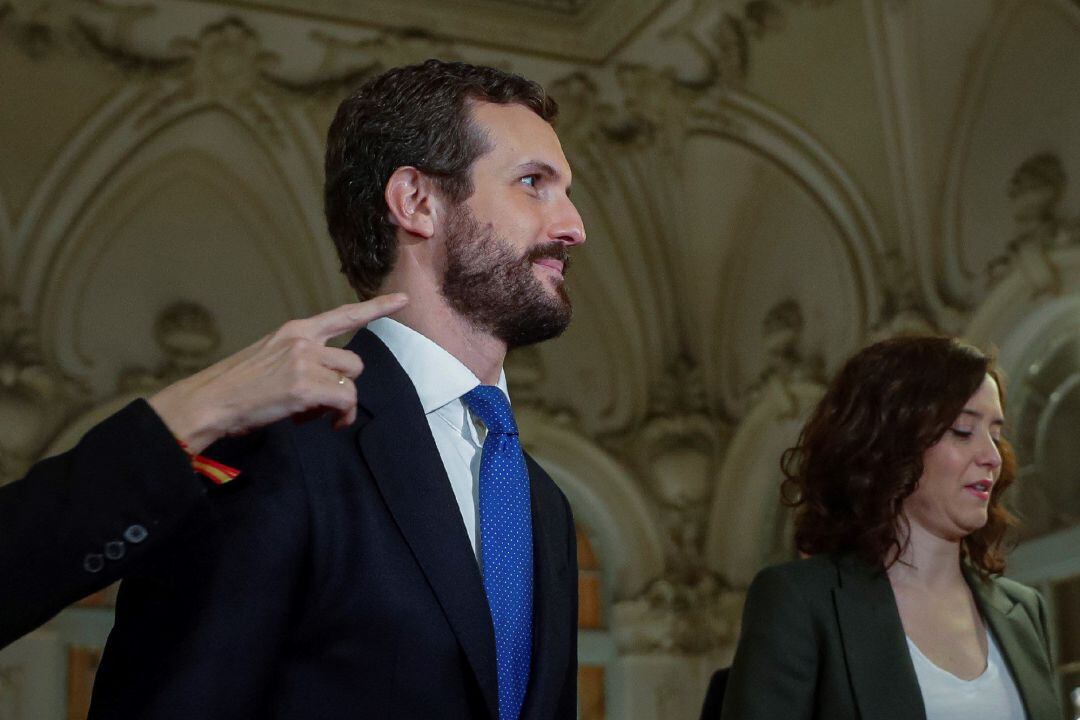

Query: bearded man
left=87, top=60, right=585, bottom=720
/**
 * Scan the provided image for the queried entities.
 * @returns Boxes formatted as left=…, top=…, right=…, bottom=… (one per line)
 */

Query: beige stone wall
left=2, top=0, right=1079, bottom=717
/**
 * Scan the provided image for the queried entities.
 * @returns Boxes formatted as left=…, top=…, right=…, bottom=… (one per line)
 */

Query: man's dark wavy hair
left=780, top=335, right=1018, bottom=575
left=324, top=59, right=558, bottom=299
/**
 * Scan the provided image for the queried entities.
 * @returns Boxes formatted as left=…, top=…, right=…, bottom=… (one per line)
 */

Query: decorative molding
left=986, top=153, right=1080, bottom=292
left=1, top=7, right=459, bottom=109
left=133, top=18, right=283, bottom=140
left=635, top=410, right=725, bottom=578
left=300, top=28, right=458, bottom=97
left=132, top=20, right=456, bottom=142
left=870, top=250, right=938, bottom=340
left=692, top=90, right=885, bottom=415
left=611, top=575, right=742, bottom=654
left=489, top=0, right=591, bottom=10
left=860, top=0, right=948, bottom=332
left=0, top=0, right=155, bottom=62
left=0, top=296, right=89, bottom=486
left=705, top=378, right=824, bottom=586
left=41, top=300, right=225, bottom=460
left=935, top=0, right=1080, bottom=319
left=183, top=0, right=667, bottom=63
left=661, top=0, right=838, bottom=88
left=519, top=412, right=667, bottom=601
left=596, top=355, right=733, bottom=633
left=1012, top=331, right=1080, bottom=538
left=751, top=298, right=824, bottom=397
left=505, top=345, right=580, bottom=428
left=118, top=301, right=220, bottom=394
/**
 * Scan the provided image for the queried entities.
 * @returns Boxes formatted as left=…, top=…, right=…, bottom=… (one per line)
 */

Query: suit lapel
left=520, top=455, right=572, bottom=720
left=348, top=330, right=499, bottom=720
left=966, top=568, right=1060, bottom=720
left=832, top=555, right=926, bottom=720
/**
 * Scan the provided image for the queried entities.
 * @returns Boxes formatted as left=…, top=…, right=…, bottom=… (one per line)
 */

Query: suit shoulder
left=988, top=573, right=1042, bottom=606
left=751, top=554, right=838, bottom=588
left=743, top=555, right=845, bottom=613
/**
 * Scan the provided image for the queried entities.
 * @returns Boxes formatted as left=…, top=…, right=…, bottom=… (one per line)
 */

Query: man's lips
left=525, top=242, right=571, bottom=277
left=533, top=258, right=565, bottom=275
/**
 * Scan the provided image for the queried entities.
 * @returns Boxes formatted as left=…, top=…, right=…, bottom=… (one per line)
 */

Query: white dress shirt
left=367, top=317, right=508, bottom=558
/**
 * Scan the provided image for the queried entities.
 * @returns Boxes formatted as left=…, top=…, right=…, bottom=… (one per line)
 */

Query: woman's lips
left=964, top=480, right=992, bottom=501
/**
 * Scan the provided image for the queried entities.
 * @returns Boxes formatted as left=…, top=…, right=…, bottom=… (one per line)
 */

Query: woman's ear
left=385, top=166, right=437, bottom=239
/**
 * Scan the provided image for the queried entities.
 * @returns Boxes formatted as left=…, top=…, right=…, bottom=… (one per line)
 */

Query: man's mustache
left=524, top=242, right=572, bottom=275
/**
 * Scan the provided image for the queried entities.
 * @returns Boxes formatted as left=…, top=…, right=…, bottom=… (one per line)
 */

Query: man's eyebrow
left=959, top=409, right=1005, bottom=425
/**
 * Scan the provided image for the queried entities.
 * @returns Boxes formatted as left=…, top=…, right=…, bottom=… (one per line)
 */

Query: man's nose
left=549, top=198, right=586, bottom=247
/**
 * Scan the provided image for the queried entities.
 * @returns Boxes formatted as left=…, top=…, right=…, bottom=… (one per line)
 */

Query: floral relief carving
left=133, top=18, right=283, bottom=139
left=614, top=64, right=698, bottom=158
left=871, top=250, right=937, bottom=340
left=2, top=7, right=463, bottom=140
left=636, top=410, right=723, bottom=574
left=503, top=345, right=579, bottom=429
left=600, top=353, right=739, bottom=654
left=661, top=0, right=837, bottom=89
left=751, top=299, right=824, bottom=409
left=611, top=573, right=742, bottom=654
left=987, top=153, right=1080, bottom=294
left=0, top=0, right=153, bottom=61
left=175, top=20, right=276, bottom=106
left=297, top=28, right=460, bottom=98
left=118, top=301, right=221, bottom=394
left=0, top=296, right=89, bottom=486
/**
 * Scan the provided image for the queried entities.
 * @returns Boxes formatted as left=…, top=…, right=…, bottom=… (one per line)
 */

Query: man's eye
left=520, top=175, right=539, bottom=188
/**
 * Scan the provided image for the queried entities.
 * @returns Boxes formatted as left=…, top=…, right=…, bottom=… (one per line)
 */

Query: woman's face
left=902, top=374, right=1005, bottom=542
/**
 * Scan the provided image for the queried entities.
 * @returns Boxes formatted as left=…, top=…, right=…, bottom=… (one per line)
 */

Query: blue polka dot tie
left=463, top=385, right=533, bottom=720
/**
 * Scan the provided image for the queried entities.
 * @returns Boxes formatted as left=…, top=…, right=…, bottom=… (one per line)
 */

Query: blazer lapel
left=966, top=568, right=1060, bottom=720
left=832, top=555, right=926, bottom=720
left=520, top=455, right=573, bottom=720
left=348, top=330, right=499, bottom=720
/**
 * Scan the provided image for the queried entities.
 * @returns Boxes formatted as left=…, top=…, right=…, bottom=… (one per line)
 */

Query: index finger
left=304, top=293, right=409, bottom=343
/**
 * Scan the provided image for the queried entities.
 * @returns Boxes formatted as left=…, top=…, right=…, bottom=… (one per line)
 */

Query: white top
left=367, top=317, right=508, bottom=559
left=906, top=630, right=1027, bottom=720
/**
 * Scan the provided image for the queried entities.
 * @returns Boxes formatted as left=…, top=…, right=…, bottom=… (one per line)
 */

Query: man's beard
left=440, top=203, right=573, bottom=349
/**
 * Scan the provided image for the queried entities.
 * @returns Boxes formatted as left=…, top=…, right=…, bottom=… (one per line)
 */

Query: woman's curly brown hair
left=780, top=336, right=1018, bottom=575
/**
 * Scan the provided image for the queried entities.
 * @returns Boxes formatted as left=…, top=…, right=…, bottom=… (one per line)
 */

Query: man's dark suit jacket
left=0, top=401, right=206, bottom=648
left=87, top=329, right=579, bottom=720
left=718, top=553, right=1063, bottom=720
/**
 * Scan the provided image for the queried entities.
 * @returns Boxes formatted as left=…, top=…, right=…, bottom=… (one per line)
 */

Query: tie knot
left=463, top=385, right=518, bottom=436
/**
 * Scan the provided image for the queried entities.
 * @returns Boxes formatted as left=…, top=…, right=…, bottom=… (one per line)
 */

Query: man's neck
left=384, top=292, right=506, bottom=386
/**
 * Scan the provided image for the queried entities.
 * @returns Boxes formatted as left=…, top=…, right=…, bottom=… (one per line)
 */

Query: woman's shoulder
left=748, top=553, right=846, bottom=594
left=982, top=572, right=1044, bottom=607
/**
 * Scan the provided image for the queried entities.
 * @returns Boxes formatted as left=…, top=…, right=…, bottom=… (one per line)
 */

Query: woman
left=719, top=336, right=1062, bottom=720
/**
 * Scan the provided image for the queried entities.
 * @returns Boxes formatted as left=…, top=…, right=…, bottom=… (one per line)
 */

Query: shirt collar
left=367, top=317, right=508, bottom=415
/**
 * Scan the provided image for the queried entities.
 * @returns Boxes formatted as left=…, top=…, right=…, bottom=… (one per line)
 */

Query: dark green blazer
left=719, top=554, right=1063, bottom=720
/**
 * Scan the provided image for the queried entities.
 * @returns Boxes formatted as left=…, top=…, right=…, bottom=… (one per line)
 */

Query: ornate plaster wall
left=2, top=0, right=1079, bottom=717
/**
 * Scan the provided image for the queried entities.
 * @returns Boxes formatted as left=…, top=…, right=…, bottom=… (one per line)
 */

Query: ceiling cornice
left=185, top=0, right=671, bottom=63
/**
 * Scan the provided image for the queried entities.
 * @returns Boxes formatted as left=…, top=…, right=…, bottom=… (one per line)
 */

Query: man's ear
left=385, top=166, right=437, bottom=240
